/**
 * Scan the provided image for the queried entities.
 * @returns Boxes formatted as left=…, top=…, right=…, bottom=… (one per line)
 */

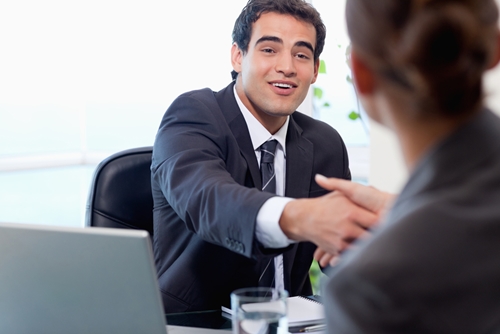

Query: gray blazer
left=324, top=109, right=500, bottom=333
left=151, top=82, right=350, bottom=312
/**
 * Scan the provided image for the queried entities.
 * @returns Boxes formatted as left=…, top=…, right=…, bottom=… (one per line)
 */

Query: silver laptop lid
left=0, top=223, right=167, bottom=334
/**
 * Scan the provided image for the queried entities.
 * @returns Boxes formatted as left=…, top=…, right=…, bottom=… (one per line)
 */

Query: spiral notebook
left=286, top=296, right=324, bottom=327
left=222, top=295, right=324, bottom=327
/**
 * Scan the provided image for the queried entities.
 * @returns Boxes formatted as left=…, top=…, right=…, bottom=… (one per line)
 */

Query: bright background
left=0, top=0, right=366, bottom=227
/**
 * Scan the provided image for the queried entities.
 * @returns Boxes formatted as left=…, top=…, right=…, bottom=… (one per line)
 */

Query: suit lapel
left=283, top=116, right=314, bottom=291
left=215, top=83, right=261, bottom=189
left=285, top=116, right=313, bottom=198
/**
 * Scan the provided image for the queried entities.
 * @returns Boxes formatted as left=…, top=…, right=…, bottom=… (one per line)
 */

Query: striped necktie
left=258, top=139, right=278, bottom=288
left=260, top=140, right=278, bottom=194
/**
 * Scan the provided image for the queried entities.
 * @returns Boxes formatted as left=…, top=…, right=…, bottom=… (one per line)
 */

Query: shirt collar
left=233, top=85, right=289, bottom=155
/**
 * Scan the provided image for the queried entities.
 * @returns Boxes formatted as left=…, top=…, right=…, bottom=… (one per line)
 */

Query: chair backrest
left=86, top=147, right=154, bottom=238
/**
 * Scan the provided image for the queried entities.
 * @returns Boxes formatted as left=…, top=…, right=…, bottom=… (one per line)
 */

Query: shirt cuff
left=255, top=196, right=296, bottom=248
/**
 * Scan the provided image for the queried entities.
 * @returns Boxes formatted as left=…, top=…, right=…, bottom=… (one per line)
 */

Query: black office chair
left=85, top=146, right=154, bottom=238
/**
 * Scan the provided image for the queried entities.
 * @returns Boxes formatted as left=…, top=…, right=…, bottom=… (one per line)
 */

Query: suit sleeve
left=324, top=266, right=416, bottom=334
left=151, top=92, right=274, bottom=258
left=322, top=202, right=485, bottom=334
left=322, top=206, right=437, bottom=333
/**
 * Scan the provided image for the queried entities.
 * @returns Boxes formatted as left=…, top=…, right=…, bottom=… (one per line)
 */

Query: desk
left=166, top=310, right=232, bottom=330
left=165, top=310, right=326, bottom=333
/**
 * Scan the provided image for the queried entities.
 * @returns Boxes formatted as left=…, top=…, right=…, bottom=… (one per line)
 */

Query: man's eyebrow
left=254, top=36, right=315, bottom=55
left=295, top=41, right=315, bottom=54
left=255, top=35, right=283, bottom=46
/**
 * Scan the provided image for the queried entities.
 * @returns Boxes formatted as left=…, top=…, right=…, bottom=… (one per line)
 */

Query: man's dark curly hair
left=231, top=0, right=326, bottom=80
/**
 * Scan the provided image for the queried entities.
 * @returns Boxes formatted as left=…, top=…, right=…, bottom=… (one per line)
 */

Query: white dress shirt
left=233, top=86, right=295, bottom=291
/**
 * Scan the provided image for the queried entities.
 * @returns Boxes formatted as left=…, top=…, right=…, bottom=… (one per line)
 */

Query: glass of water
left=231, top=287, right=288, bottom=334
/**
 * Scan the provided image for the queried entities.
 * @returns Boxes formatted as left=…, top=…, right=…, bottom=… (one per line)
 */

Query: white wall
left=369, top=2, right=500, bottom=193
left=368, top=121, right=407, bottom=193
left=0, top=0, right=250, bottom=170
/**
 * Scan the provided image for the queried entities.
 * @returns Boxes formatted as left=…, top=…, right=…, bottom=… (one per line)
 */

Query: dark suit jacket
left=324, top=109, right=500, bottom=333
left=151, top=82, right=350, bottom=312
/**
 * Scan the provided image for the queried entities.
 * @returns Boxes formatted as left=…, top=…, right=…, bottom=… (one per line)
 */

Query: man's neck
left=233, top=84, right=289, bottom=151
left=233, top=81, right=288, bottom=134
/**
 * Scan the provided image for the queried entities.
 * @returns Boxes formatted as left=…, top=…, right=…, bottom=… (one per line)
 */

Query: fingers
left=350, top=205, right=379, bottom=230
left=321, top=192, right=381, bottom=229
left=280, top=192, right=377, bottom=256
left=328, top=255, right=339, bottom=267
left=335, top=219, right=371, bottom=244
left=315, top=174, right=394, bottom=215
left=315, top=174, right=359, bottom=197
left=320, top=253, right=337, bottom=268
left=314, top=247, right=342, bottom=268
left=313, top=222, right=369, bottom=256
left=313, top=247, right=327, bottom=262
left=314, top=248, right=338, bottom=268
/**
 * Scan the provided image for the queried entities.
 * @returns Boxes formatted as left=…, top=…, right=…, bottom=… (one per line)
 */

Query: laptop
left=0, top=223, right=168, bottom=334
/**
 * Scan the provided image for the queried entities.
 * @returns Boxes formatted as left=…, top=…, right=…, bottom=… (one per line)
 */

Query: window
left=311, top=0, right=370, bottom=183
left=0, top=0, right=368, bottom=227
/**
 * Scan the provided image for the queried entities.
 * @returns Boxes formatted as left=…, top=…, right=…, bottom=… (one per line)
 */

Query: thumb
left=315, top=174, right=392, bottom=214
left=315, top=174, right=359, bottom=197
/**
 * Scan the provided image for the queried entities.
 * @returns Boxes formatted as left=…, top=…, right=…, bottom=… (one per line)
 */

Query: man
left=151, top=0, right=378, bottom=312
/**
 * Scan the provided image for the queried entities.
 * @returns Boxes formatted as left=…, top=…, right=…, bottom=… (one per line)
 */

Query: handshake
left=279, top=174, right=395, bottom=268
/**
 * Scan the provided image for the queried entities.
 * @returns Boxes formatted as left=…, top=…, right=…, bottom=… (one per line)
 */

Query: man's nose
left=275, top=54, right=296, bottom=77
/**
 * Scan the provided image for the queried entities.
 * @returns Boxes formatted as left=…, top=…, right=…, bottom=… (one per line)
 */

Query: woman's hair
left=346, top=0, right=499, bottom=117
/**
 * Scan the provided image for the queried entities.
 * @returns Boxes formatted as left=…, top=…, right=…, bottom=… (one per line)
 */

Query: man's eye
left=297, top=54, right=310, bottom=59
left=262, top=48, right=274, bottom=53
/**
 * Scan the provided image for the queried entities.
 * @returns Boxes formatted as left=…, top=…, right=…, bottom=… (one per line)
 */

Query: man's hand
left=279, top=190, right=379, bottom=256
left=314, top=174, right=395, bottom=217
left=311, top=174, right=396, bottom=266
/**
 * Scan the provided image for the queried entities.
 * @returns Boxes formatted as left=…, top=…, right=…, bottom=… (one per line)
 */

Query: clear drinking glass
left=231, top=287, right=288, bottom=334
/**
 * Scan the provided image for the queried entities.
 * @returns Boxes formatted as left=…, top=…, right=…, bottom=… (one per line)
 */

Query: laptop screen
left=0, top=223, right=167, bottom=334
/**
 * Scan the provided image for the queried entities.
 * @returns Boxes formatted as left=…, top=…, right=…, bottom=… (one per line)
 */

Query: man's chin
left=263, top=106, right=298, bottom=117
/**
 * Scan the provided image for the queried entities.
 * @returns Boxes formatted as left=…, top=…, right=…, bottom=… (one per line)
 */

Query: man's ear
left=351, top=49, right=375, bottom=95
left=231, top=43, right=243, bottom=73
left=311, top=59, right=320, bottom=84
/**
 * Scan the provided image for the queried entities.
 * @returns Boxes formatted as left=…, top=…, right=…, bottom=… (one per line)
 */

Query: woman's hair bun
left=400, top=3, right=480, bottom=74
left=395, top=2, right=489, bottom=115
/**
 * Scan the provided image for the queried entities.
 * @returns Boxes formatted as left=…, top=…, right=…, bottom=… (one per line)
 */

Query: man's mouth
left=272, top=82, right=295, bottom=89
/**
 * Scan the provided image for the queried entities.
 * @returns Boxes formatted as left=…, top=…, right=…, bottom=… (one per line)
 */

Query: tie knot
left=260, top=140, right=278, bottom=163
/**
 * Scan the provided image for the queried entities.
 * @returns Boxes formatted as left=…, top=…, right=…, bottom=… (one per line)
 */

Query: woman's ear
left=351, top=49, right=375, bottom=95
left=488, top=30, right=500, bottom=70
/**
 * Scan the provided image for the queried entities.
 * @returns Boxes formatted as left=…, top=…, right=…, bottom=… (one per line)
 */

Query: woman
left=317, top=0, right=500, bottom=332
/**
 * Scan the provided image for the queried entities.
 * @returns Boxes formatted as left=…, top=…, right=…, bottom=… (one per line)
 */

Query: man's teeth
left=273, top=83, right=293, bottom=89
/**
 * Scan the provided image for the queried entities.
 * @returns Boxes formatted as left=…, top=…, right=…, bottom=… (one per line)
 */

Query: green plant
left=309, top=260, right=325, bottom=295
left=312, top=45, right=369, bottom=136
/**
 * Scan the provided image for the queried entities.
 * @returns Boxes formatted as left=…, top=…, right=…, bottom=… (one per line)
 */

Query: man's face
left=231, top=12, right=319, bottom=133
